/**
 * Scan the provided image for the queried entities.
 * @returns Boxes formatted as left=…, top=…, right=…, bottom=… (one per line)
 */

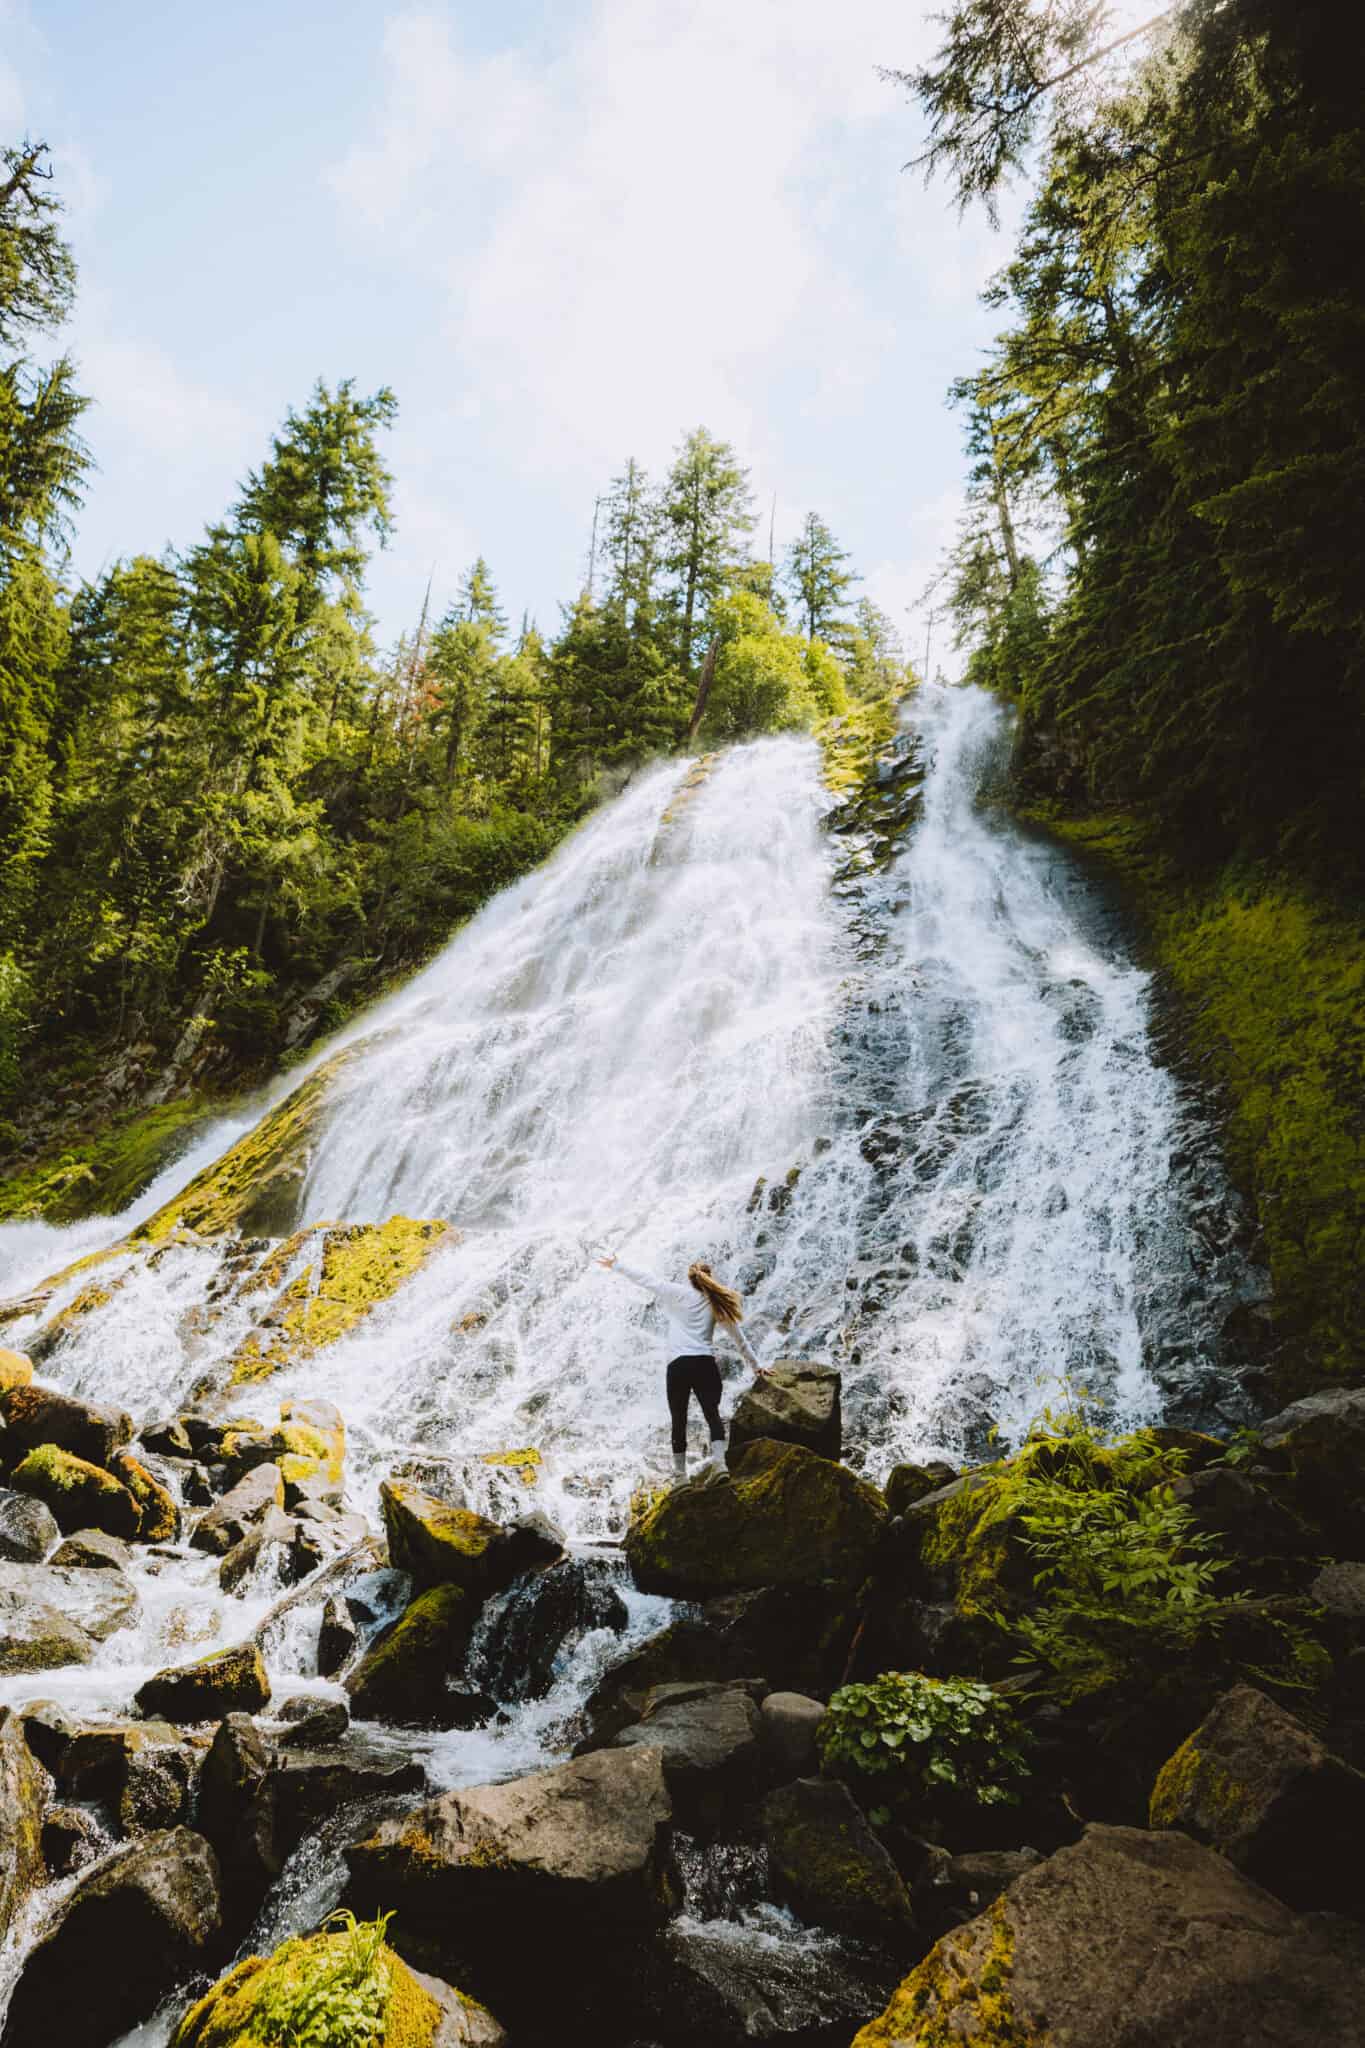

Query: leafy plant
left=818, top=1671, right=1030, bottom=1809
left=253, top=1910, right=393, bottom=2048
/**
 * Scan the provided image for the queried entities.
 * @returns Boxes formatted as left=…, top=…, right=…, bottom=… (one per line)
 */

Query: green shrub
left=818, top=1671, right=1030, bottom=1810
left=253, top=1910, right=392, bottom=2048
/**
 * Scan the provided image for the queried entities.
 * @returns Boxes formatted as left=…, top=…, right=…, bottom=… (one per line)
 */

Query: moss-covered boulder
left=345, top=1583, right=479, bottom=1726
left=884, top=1459, right=958, bottom=1516
left=0, top=1706, right=46, bottom=1945
left=110, top=1449, right=179, bottom=1543
left=136, top=1643, right=271, bottom=1722
left=0, top=1587, right=95, bottom=1673
left=726, top=1362, right=842, bottom=1465
left=276, top=1396, right=345, bottom=1494
left=172, top=1923, right=507, bottom=2048
left=381, top=1480, right=562, bottom=1594
left=853, top=1824, right=1365, bottom=2048
left=626, top=1440, right=887, bottom=1599
left=0, top=1347, right=33, bottom=1393
left=3, top=1827, right=223, bottom=2048
left=762, top=1776, right=914, bottom=1946
left=9, top=1443, right=140, bottom=1538
left=1149, top=1685, right=1365, bottom=1912
left=0, top=1381, right=133, bottom=1468
left=227, top=1216, right=453, bottom=1385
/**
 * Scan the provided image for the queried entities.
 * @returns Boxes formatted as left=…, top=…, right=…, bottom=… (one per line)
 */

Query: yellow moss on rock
left=11, top=1443, right=141, bottom=1538
left=853, top=1900, right=1049, bottom=2048
left=0, top=1348, right=33, bottom=1392
left=228, top=1216, right=453, bottom=1385
left=481, top=1447, right=541, bottom=1485
left=1149, top=1735, right=1253, bottom=1835
left=171, top=1928, right=444, bottom=2048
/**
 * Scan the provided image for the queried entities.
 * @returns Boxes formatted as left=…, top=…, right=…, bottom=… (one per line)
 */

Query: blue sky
left=2, top=2, right=1151, bottom=661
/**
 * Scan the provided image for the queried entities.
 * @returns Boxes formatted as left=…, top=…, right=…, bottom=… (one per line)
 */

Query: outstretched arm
left=729, top=1320, right=768, bottom=1376
left=598, top=1254, right=697, bottom=1319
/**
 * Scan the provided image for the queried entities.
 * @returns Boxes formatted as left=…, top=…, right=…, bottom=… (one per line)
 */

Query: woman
left=598, top=1252, right=766, bottom=1481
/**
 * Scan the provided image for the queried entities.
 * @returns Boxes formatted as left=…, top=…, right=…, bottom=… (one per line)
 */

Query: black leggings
left=666, top=1354, right=725, bottom=1453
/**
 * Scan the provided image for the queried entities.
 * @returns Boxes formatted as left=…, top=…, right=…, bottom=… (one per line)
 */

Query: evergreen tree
left=660, top=428, right=755, bottom=676
left=784, top=512, right=859, bottom=647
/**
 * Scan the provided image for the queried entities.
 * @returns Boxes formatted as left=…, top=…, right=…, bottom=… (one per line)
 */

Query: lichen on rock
left=9, top=1444, right=140, bottom=1539
left=228, top=1216, right=453, bottom=1385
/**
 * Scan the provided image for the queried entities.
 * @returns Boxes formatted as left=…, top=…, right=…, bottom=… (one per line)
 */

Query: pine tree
left=784, top=512, right=859, bottom=647
left=660, top=429, right=755, bottom=676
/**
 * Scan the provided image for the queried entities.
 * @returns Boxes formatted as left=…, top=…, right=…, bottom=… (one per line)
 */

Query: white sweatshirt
left=613, top=1259, right=762, bottom=1372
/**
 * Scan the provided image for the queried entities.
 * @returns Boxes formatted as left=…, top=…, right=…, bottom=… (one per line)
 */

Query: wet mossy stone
left=226, top=1216, right=454, bottom=1386
left=2, top=1826, right=224, bottom=2048
left=1149, top=1684, right=1365, bottom=1912
left=0, top=1705, right=46, bottom=1946
left=0, top=1347, right=33, bottom=1394
left=0, top=1588, right=94, bottom=1673
left=727, top=1361, right=842, bottom=1464
left=191, top=1463, right=285, bottom=1556
left=0, top=1381, right=133, bottom=1469
left=884, top=1460, right=957, bottom=1517
left=9, top=1442, right=140, bottom=1538
left=853, top=1823, right=1365, bottom=2048
left=381, top=1480, right=562, bottom=1595
left=762, top=1776, right=915, bottom=1947
left=626, top=1439, right=887, bottom=1599
left=110, top=1448, right=180, bottom=1543
left=1258, top=1389, right=1365, bottom=1546
left=49, top=1527, right=132, bottom=1571
left=604, top=1680, right=762, bottom=1836
left=346, top=1582, right=479, bottom=1726
left=171, top=1927, right=508, bottom=2048
left=136, top=1642, right=271, bottom=1723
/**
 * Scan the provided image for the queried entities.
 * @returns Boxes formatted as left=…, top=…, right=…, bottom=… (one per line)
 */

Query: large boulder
left=0, top=1382, right=133, bottom=1468
left=0, top=1488, right=58, bottom=1563
left=758, top=1691, right=827, bottom=1781
left=851, top=1824, right=1365, bottom=2048
left=2, top=1828, right=223, bottom=2048
left=48, top=1528, right=132, bottom=1571
left=472, top=1552, right=628, bottom=1702
left=626, top=1441, right=887, bottom=1599
left=1258, top=1388, right=1365, bottom=1545
left=726, top=1363, right=842, bottom=1465
left=0, top=1560, right=138, bottom=1643
left=884, top=1460, right=957, bottom=1517
left=1150, top=1685, right=1365, bottom=1911
left=0, top=1707, right=45, bottom=1945
left=190, top=1463, right=285, bottom=1556
left=135, top=1642, right=271, bottom=1722
left=218, top=1505, right=314, bottom=1594
left=380, top=1480, right=562, bottom=1594
left=1310, top=1560, right=1365, bottom=1647
left=57, top=1720, right=196, bottom=1834
left=762, top=1777, right=915, bottom=1947
left=171, top=1928, right=506, bottom=2048
left=8, top=1443, right=140, bottom=1538
left=269, top=1740, right=427, bottom=1860
left=345, top=1748, right=678, bottom=2003
left=0, top=1585, right=95, bottom=1673
left=604, top=1680, right=762, bottom=1834
left=346, top=1583, right=479, bottom=1726
left=195, top=1714, right=280, bottom=1931
left=633, top=1920, right=899, bottom=2047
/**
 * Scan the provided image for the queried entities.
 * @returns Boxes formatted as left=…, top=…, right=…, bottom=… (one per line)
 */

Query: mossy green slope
left=0, top=1098, right=211, bottom=1226
left=1024, top=810, right=1364, bottom=1394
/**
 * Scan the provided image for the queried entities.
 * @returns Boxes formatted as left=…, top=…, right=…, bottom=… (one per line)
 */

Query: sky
left=1, top=1, right=1154, bottom=664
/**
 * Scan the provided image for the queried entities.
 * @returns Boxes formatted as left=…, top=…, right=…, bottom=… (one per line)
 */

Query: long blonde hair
left=688, top=1261, right=744, bottom=1326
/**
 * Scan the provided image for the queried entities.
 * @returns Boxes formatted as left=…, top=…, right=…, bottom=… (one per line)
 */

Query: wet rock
left=195, top=1713, right=280, bottom=1930
left=1149, top=1684, right=1365, bottom=1911
left=1258, top=1388, right=1365, bottom=1545
left=638, top=1918, right=899, bottom=2048
left=380, top=1480, right=563, bottom=1594
left=0, top=1584, right=95, bottom=1672
left=917, top=1847, right=1043, bottom=1936
left=626, top=1440, right=887, bottom=1600
left=883, top=1459, right=957, bottom=1516
left=2, top=1827, right=223, bottom=2048
left=727, top=1363, right=842, bottom=1465
left=274, top=1699, right=349, bottom=1746
left=0, top=1706, right=45, bottom=1945
left=758, top=1691, right=826, bottom=1781
left=171, top=1928, right=507, bottom=2048
left=8, top=1443, right=140, bottom=1538
left=219, top=1504, right=316, bottom=1594
left=109, top=1448, right=180, bottom=1543
left=191, top=1462, right=284, bottom=1556
left=16, top=1698, right=78, bottom=1773
left=0, top=1382, right=133, bottom=1469
left=345, top=1582, right=478, bottom=1726
left=317, top=1591, right=359, bottom=1675
left=270, top=1739, right=426, bottom=1858
left=136, top=1641, right=271, bottom=1722
left=275, top=1395, right=345, bottom=1497
left=140, top=1416, right=194, bottom=1458
left=0, top=1487, right=58, bottom=1563
left=58, top=1720, right=195, bottom=1834
left=762, top=1777, right=914, bottom=1947
left=41, top=1804, right=105, bottom=1878
left=247, top=1538, right=388, bottom=1650
left=181, top=1410, right=266, bottom=1462
left=852, top=1823, right=1365, bottom=2048
left=345, top=1749, right=678, bottom=1998
left=0, top=1559, right=138, bottom=1642
left=605, top=1681, right=762, bottom=1834
left=1311, top=1560, right=1365, bottom=1645
left=48, top=1527, right=132, bottom=1571
left=0, top=1348, right=33, bottom=1394
left=474, top=1552, right=629, bottom=1701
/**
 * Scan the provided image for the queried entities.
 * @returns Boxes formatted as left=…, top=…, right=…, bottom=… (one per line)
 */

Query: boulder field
left=0, top=1356, right=1363, bottom=2045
